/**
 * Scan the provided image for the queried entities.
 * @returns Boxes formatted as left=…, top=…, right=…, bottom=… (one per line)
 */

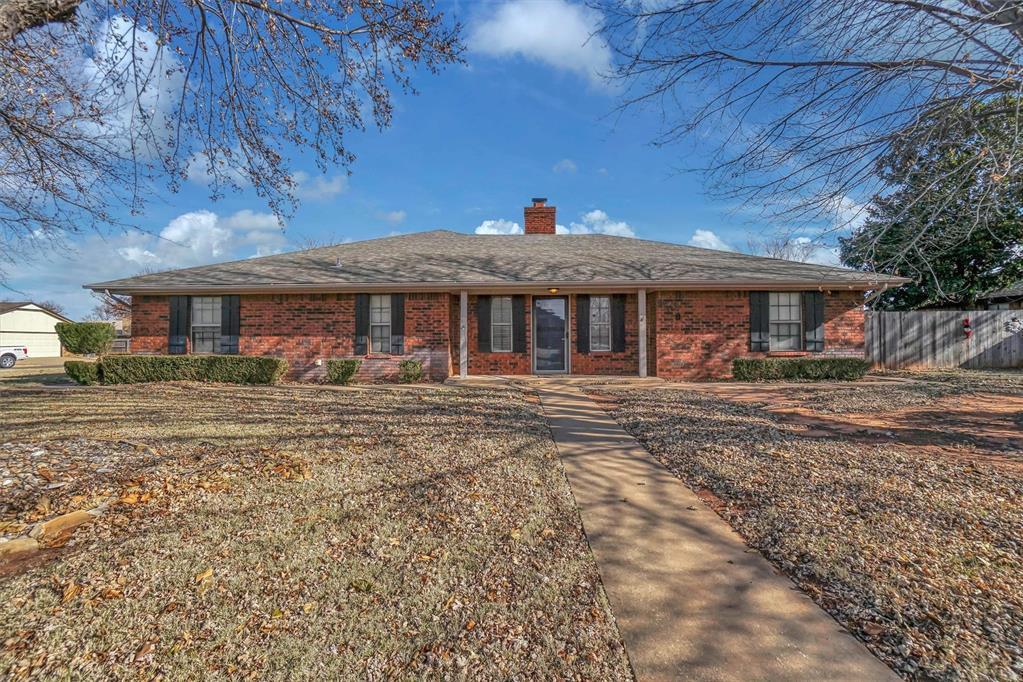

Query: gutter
left=84, top=277, right=910, bottom=296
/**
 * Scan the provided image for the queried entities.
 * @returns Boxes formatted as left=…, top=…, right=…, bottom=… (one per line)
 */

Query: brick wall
left=131, top=296, right=171, bottom=354
left=467, top=294, right=533, bottom=374
left=651, top=290, right=866, bottom=380
left=654, top=291, right=750, bottom=380
left=823, top=290, right=866, bottom=356
left=569, top=294, right=640, bottom=375
left=646, top=291, right=658, bottom=378
left=131, top=293, right=452, bottom=382
left=130, top=288, right=866, bottom=382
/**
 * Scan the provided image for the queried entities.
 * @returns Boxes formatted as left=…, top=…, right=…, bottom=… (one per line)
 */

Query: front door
left=533, top=296, right=568, bottom=373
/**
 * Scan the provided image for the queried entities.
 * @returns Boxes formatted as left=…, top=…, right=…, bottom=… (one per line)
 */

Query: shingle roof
left=979, top=282, right=1023, bottom=300
left=0, top=301, right=32, bottom=314
left=85, top=230, right=908, bottom=293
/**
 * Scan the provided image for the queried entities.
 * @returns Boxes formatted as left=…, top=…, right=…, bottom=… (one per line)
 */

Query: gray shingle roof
left=85, top=230, right=908, bottom=293
left=0, top=301, right=32, bottom=315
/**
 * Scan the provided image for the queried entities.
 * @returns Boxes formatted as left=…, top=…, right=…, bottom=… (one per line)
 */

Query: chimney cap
left=531, top=197, right=547, bottom=206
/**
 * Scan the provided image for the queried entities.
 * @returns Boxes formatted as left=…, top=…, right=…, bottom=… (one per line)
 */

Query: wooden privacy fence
left=866, top=310, right=1023, bottom=369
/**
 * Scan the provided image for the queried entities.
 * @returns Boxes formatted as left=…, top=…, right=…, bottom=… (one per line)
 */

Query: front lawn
left=0, top=383, right=631, bottom=679
left=596, top=386, right=1023, bottom=680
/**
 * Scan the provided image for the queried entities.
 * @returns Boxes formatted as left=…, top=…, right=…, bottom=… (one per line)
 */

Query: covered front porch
left=451, top=289, right=651, bottom=379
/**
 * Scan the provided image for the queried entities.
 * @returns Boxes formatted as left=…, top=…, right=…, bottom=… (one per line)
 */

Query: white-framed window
left=191, top=296, right=222, bottom=354
left=590, top=295, right=611, bottom=351
left=491, top=296, right=513, bottom=352
left=769, top=292, right=802, bottom=350
left=369, top=295, right=391, bottom=353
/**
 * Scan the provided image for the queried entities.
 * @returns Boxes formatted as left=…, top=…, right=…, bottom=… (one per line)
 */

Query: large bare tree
left=0, top=0, right=461, bottom=266
left=600, top=0, right=1023, bottom=276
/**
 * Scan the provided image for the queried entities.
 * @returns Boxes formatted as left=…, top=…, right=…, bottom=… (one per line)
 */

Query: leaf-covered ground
left=790, top=370, right=1023, bottom=414
left=0, top=383, right=631, bottom=680
left=596, top=386, right=1023, bottom=681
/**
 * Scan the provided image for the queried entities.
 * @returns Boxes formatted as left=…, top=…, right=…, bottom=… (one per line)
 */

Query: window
left=191, top=296, right=222, bottom=353
left=491, top=296, right=513, bottom=352
left=769, top=292, right=802, bottom=350
left=990, top=302, right=1010, bottom=310
left=590, top=296, right=611, bottom=351
left=369, top=295, right=391, bottom=353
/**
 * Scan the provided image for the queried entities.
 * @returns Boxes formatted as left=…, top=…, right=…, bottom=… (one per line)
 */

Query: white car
left=0, top=346, right=28, bottom=369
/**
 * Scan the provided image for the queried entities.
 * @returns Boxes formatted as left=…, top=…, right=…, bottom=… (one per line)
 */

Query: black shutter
left=803, top=291, right=825, bottom=352
left=220, top=295, right=240, bottom=354
left=390, top=294, right=405, bottom=355
left=477, top=296, right=492, bottom=352
left=611, top=294, right=626, bottom=353
left=750, top=292, right=770, bottom=352
left=168, top=296, right=189, bottom=355
left=512, top=295, right=526, bottom=353
left=576, top=295, right=590, bottom=353
left=354, top=294, right=369, bottom=355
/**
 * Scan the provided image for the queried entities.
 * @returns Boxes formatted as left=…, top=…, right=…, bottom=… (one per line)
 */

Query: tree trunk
left=0, top=0, right=81, bottom=41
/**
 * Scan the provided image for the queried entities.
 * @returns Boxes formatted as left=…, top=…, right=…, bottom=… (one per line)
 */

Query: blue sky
left=7, top=0, right=843, bottom=318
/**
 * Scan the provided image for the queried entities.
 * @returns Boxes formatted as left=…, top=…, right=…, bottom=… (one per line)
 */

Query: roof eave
left=85, top=276, right=910, bottom=296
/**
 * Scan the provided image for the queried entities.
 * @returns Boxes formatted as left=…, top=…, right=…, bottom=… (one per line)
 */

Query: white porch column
left=459, top=290, right=468, bottom=378
left=638, top=289, right=647, bottom=378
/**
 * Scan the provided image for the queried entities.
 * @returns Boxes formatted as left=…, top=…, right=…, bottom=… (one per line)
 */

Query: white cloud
left=832, top=194, right=869, bottom=231
left=185, top=149, right=250, bottom=188
left=469, top=0, right=612, bottom=86
left=791, top=237, right=842, bottom=266
left=556, top=209, right=635, bottom=237
left=378, top=210, right=407, bottom=225
left=688, top=229, right=735, bottom=251
left=553, top=158, right=578, bottom=174
left=293, top=171, right=348, bottom=200
left=474, top=219, right=522, bottom=235
left=80, top=16, right=185, bottom=158
left=6, top=208, right=289, bottom=318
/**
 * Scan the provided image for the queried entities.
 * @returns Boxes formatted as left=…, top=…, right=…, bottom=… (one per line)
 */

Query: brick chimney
left=524, top=197, right=556, bottom=234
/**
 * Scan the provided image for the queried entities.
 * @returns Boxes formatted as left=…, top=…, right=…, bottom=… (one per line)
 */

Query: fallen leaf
left=194, top=568, right=213, bottom=584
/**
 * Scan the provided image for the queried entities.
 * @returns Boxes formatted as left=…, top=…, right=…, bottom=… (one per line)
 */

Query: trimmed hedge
left=397, top=359, right=423, bottom=383
left=64, top=360, right=101, bottom=385
left=100, top=355, right=288, bottom=385
left=326, top=358, right=361, bottom=385
left=732, top=357, right=870, bottom=382
left=55, top=322, right=114, bottom=355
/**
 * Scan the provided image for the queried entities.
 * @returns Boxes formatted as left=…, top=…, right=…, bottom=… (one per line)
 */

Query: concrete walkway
left=537, top=384, right=896, bottom=682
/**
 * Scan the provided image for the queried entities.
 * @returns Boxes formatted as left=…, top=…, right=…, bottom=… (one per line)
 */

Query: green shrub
left=397, top=358, right=423, bottom=383
left=732, top=357, right=870, bottom=382
left=100, top=355, right=288, bottom=385
left=55, top=322, right=115, bottom=355
left=64, top=360, right=101, bottom=385
left=326, top=358, right=361, bottom=385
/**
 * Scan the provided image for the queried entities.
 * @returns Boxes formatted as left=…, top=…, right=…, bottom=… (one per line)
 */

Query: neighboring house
left=0, top=302, right=72, bottom=358
left=978, top=282, right=1023, bottom=310
left=85, top=198, right=907, bottom=381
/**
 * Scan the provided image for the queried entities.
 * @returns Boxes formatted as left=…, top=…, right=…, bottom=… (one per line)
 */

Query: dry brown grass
left=0, top=383, right=631, bottom=680
left=598, top=386, right=1023, bottom=680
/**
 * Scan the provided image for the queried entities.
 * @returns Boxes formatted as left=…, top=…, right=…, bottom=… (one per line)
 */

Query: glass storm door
left=534, top=297, right=568, bottom=373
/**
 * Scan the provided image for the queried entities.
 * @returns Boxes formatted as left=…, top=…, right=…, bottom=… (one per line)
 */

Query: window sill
left=766, top=351, right=813, bottom=357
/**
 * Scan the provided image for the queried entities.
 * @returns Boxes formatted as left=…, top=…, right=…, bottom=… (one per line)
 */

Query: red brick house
left=86, top=199, right=905, bottom=381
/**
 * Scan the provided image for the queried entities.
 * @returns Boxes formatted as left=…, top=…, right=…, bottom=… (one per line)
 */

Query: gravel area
left=0, top=383, right=631, bottom=680
left=597, top=387, right=1023, bottom=681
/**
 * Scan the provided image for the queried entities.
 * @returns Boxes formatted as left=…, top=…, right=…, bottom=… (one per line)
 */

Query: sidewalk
left=537, top=384, right=895, bottom=682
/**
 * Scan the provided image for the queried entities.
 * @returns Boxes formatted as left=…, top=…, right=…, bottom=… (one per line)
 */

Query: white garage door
left=1, top=333, right=62, bottom=357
